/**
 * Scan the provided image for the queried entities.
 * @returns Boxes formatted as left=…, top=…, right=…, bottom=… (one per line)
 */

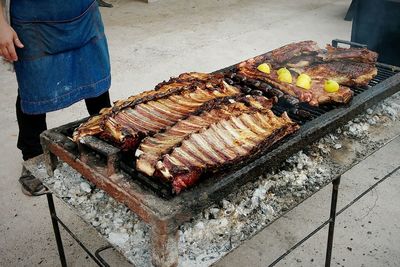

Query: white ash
left=38, top=92, right=400, bottom=267
left=342, top=94, right=400, bottom=139
left=80, top=182, right=92, bottom=193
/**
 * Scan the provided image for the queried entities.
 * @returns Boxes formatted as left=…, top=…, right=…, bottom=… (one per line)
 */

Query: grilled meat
left=304, top=61, right=378, bottom=87
left=237, top=58, right=353, bottom=106
left=322, top=44, right=378, bottom=63
left=286, top=55, right=319, bottom=68
left=155, top=108, right=299, bottom=193
left=73, top=73, right=241, bottom=149
left=264, top=40, right=320, bottom=66
left=72, top=40, right=379, bottom=194
left=111, top=72, right=228, bottom=112
left=235, top=41, right=378, bottom=106
left=136, top=96, right=276, bottom=177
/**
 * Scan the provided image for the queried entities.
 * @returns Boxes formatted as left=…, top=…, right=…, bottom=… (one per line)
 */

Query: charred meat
left=73, top=73, right=241, bottom=149
left=152, top=97, right=299, bottom=193
left=322, top=44, right=378, bottom=63
left=263, top=40, right=320, bottom=67
left=235, top=41, right=378, bottom=106
left=136, top=96, right=276, bottom=177
left=158, top=112, right=298, bottom=193
left=304, top=61, right=378, bottom=87
left=237, top=58, right=354, bottom=106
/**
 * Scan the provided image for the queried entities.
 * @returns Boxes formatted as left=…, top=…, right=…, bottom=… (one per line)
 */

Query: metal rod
left=335, top=165, right=400, bottom=218
left=268, top=218, right=330, bottom=266
left=56, top=218, right=105, bottom=266
left=95, top=245, right=113, bottom=267
left=325, top=176, right=341, bottom=267
left=268, top=176, right=342, bottom=267
left=47, top=193, right=67, bottom=267
left=269, top=165, right=399, bottom=266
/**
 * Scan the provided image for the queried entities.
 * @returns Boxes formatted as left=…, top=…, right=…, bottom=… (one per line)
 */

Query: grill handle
left=332, top=39, right=367, bottom=48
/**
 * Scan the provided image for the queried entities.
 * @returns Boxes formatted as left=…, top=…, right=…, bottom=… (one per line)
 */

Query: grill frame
left=40, top=40, right=400, bottom=266
left=41, top=60, right=400, bottom=224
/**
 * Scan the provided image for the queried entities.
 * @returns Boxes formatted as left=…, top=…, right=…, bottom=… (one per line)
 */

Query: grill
left=40, top=40, right=400, bottom=266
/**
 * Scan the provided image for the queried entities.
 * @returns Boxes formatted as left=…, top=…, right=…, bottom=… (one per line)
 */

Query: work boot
left=97, top=0, right=113, bottom=7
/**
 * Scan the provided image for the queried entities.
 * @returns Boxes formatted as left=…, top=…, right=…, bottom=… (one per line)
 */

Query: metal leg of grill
left=151, top=226, right=179, bottom=267
left=47, top=193, right=67, bottom=267
left=95, top=245, right=112, bottom=267
left=325, top=176, right=341, bottom=267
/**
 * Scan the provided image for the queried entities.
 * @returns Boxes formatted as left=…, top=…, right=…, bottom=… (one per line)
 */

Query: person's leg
left=84, top=90, right=111, bottom=116
left=16, top=95, right=48, bottom=196
left=16, top=95, right=47, bottom=160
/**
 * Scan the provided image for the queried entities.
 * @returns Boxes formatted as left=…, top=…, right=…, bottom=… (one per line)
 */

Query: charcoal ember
left=259, top=82, right=272, bottom=91
left=227, top=72, right=237, bottom=80
left=235, top=74, right=247, bottom=82
left=251, top=90, right=263, bottom=96
left=246, top=79, right=261, bottom=88
left=224, top=78, right=235, bottom=85
left=257, top=83, right=273, bottom=95
left=289, top=108, right=312, bottom=120
left=257, top=87, right=270, bottom=95
left=282, top=95, right=300, bottom=106
left=296, top=109, right=312, bottom=119
left=241, top=85, right=253, bottom=94
left=269, top=88, right=285, bottom=98
left=225, top=72, right=238, bottom=81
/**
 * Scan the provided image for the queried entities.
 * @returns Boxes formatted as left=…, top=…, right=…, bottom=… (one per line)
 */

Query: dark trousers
left=16, top=91, right=111, bottom=161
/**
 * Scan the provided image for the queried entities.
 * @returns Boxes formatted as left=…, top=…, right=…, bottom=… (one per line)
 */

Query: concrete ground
left=0, top=0, right=399, bottom=266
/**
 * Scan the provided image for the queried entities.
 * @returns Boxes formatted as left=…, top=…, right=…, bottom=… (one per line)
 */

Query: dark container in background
left=351, top=0, right=400, bottom=66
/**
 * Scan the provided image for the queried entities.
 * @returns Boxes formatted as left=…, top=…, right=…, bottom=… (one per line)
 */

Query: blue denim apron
left=11, top=0, right=111, bottom=114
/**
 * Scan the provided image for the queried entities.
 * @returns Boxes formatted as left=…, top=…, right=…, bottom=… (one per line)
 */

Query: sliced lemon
left=296, top=73, right=312, bottom=90
left=324, top=80, right=340, bottom=93
left=257, top=63, right=271, bottom=74
left=278, top=71, right=292, bottom=83
left=277, top=67, right=290, bottom=76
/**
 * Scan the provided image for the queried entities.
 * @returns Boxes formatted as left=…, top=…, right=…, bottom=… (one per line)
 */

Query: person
left=0, top=0, right=112, bottom=196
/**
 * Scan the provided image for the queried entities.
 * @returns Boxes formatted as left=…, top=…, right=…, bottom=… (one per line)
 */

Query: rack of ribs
left=136, top=96, right=298, bottom=193
left=73, top=72, right=241, bottom=150
left=136, top=95, right=277, bottom=177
